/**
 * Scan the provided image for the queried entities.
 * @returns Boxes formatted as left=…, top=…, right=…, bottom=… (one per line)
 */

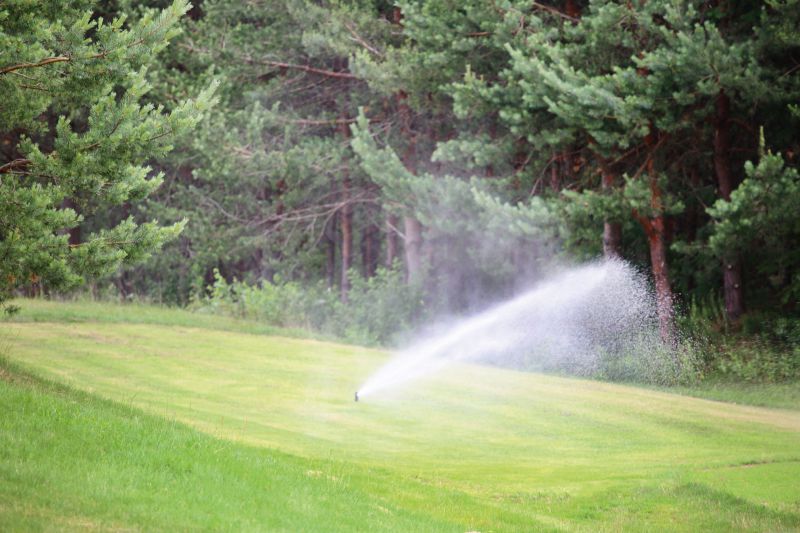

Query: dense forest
left=2, top=0, right=799, bottom=381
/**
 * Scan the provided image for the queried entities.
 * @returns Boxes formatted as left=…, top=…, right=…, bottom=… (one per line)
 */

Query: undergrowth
left=193, top=265, right=425, bottom=346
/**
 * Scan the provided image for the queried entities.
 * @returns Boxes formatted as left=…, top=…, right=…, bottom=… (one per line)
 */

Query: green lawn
left=668, top=381, right=800, bottom=411
left=2, top=299, right=800, bottom=531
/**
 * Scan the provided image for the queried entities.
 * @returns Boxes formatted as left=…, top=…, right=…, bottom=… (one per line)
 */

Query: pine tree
left=449, top=0, right=796, bottom=336
left=0, top=0, right=216, bottom=311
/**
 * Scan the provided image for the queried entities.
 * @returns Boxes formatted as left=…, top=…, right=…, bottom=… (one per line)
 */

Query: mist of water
left=357, top=259, right=672, bottom=399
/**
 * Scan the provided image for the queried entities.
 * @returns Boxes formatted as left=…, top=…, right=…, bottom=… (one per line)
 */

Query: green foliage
left=195, top=264, right=425, bottom=346
left=0, top=0, right=215, bottom=311
left=4, top=0, right=799, bottom=388
left=708, top=153, right=800, bottom=306
left=333, top=266, right=425, bottom=345
left=588, top=338, right=700, bottom=387
left=681, top=297, right=800, bottom=383
left=713, top=338, right=800, bottom=383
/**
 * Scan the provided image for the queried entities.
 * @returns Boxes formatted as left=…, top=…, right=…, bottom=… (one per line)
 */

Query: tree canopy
left=0, top=0, right=216, bottom=312
left=3, top=1, right=799, bottom=351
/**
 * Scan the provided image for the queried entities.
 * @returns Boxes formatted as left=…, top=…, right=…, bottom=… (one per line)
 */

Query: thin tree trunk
left=325, top=215, right=337, bottom=289
left=550, top=152, right=561, bottom=191
left=403, top=216, right=423, bottom=283
left=397, top=89, right=424, bottom=283
left=340, top=185, right=352, bottom=302
left=714, top=89, right=744, bottom=322
left=338, top=107, right=353, bottom=303
left=361, top=206, right=378, bottom=278
left=603, top=223, right=623, bottom=259
left=385, top=214, right=399, bottom=268
left=598, top=157, right=622, bottom=258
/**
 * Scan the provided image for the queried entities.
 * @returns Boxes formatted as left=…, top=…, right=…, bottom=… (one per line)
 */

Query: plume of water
left=357, top=259, right=675, bottom=399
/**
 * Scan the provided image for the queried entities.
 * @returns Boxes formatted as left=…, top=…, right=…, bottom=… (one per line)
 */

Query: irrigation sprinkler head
left=354, top=391, right=359, bottom=402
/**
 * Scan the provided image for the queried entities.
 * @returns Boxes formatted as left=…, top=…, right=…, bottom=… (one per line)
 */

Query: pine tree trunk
left=338, top=108, right=353, bottom=302
left=598, top=157, right=622, bottom=258
left=361, top=209, right=378, bottom=278
left=396, top=89, right=424, bottom=284
left=647, top=213, right=674, bottom=343
left=603, top=222, right=622, bottom=259
left=636, top=134, right=675, bottom=343
left=386, top=214, right=398, bottom=267
left=403, top=216, right=423, bottom=283
left=714, top=90, right=744, bottom=322
left=635, top=208, right=675, bottom=343
left=565, top=0, right=580, bottom=18
left=340, top=188, right=352, bottom=302
left=325, top=215, right=337, bottom=289
left=550, top=152, right=561, bottom=191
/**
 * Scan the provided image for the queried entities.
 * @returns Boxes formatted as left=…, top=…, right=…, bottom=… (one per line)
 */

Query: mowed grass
left=3, top=299, right=800, bottom=531
left=668, top=381, right=800, bottom=411
left=0, top=362, right=460, bottom=532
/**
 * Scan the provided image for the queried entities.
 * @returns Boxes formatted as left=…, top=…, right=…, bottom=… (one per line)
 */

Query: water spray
left=357, top=259, right=670, bottom=399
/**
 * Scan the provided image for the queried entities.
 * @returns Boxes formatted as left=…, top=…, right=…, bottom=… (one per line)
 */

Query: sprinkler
left=354, top=391, right=359, bottom=402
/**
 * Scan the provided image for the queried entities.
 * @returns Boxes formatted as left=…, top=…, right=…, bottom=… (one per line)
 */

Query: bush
left=680, top=300, right=800, bottom=383
left=713, top=338, right=800, bottom=383
left=193, top=266, right=425, bottom=346
left=593, top=338, right=702, bottom=386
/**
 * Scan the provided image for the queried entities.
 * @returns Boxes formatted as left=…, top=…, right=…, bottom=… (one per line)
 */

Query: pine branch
left=67, top=239, right=140, bottom=249
left=0, top=159, right=31, bottom=174
left=344, top=22, right=384, bottom=57
left=253, top=59, right=359, bottom=80
left=531, top=2, right=579, bottom=22
left=0, top=56, right=70, bottom=75
left=0, top=39, right=146, bottom=76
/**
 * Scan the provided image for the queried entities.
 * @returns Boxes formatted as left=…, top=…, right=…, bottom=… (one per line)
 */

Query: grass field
left=2, top=299, right=800, bottom=531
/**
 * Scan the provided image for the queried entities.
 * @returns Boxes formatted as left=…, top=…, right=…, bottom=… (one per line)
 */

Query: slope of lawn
left=668, top=381, right=800, bottom=411
left=3, top=299, right=800, bottom=531
left=0, top=361, right=466, bottom=532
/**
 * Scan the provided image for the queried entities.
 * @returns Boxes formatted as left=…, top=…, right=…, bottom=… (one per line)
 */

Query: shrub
left=194, top=266, right=425, bottom=346
left=593, top=338, right=702, bottom=386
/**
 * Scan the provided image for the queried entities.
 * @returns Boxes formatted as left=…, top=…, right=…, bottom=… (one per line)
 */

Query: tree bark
left=565, top=0, right=581, bottom=19
left=340, top=187, right=352, bottom=302
left=635, top=133, right=675, bottom=343
left=385, top=214, right=399, bottom=267
left=338, top=107, right=353, bottom=302
left=603, top=224, right=622, bottom=259
left=598, top=156, right=622, bottom=258
left=550, top=151, right=561, bottom=191
left=646, top=213, right=674, bottom=343
left=361, top=207, right=379, bottom=278
left=713, top=89, right=744, bottom=322
left=397, top=89, right=424, bottom=283
left=403, top=216, right=423, bottom=283
left=634, top=209, right=674, bottom=344
left=325, top=215, right=337, bottom=289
